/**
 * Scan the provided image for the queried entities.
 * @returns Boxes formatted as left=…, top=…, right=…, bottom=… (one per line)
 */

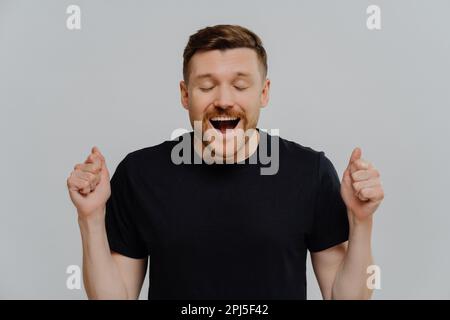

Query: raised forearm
left=332, top=211, right=374, bottom=300
left=78, top=208, right=129, bottom=299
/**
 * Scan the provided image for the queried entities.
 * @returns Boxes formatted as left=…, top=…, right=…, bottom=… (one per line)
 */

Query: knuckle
left=85, top=172, right=95, bottom=181
left=69, top=172, right=78, bottom=181
left=88, top=164, right=100, bottom=173
left=359, top=159, right=369, bottom=168
left=73, top=170, right=83, bottom=179
left=360, top=188, right=369, bottom=197
left=75, top=181, right=84, bottom=190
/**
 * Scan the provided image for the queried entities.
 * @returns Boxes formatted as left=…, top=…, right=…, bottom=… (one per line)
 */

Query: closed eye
left=234, top=86, right=248, bottom=91
left=200, top=87, right=214, bottom=92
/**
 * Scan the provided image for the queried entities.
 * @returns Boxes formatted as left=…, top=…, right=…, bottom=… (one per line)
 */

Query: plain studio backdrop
left=1, top=0, right=449, bottom=299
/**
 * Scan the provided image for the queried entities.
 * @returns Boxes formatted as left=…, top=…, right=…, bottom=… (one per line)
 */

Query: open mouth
left=209, top=116, right=241, bottom=134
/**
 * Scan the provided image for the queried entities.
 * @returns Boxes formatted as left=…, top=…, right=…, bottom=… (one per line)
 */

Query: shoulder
left=127, top=139, right=178, bottom=163
left=267, top=132, right=338, bottom=179
left=117, top=135, right=183, bottom=176
left=272, top=132, right=322, bottom=166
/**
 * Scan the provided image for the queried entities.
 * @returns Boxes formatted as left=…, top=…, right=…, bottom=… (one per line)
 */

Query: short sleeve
left=306, top=151, right=349, bottom=252
left=105, top=155, right=148, bottom=259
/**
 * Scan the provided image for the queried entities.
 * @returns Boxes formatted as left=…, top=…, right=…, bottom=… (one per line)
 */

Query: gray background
left=1, top=0, right=449, bottom=299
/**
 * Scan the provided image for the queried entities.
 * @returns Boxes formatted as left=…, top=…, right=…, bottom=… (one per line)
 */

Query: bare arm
left=79, top=209, right=147, bottom=300
left=311, top=147, right=383, bottom=300
left=311, top=213, right=374, bottom=300
left=68, top=147, right=147, bottom=300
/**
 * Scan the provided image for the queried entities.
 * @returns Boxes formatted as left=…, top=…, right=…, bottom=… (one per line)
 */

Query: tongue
left=217, top=120, right=235, bottom=133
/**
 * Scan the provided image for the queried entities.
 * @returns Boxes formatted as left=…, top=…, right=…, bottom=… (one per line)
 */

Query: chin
left=209, top=139, right=246, bottom=159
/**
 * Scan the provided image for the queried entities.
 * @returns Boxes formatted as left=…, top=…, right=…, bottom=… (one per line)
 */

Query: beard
left=190, top=107, right=259, bottom=162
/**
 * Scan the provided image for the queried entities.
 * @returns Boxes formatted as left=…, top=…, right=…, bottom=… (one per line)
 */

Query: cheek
left=233, top=91, right=257, bottom=109
left=188, top=93, right=210, bottom=117
left=239, top=92, right=262, bottom=113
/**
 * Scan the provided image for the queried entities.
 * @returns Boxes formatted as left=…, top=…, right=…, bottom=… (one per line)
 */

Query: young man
left=67, top=25, right=384, bottom=300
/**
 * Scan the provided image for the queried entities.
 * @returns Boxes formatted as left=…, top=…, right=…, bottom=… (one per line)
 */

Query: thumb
left=343, top=147, right=362, bottom=185
left=347, top=147, right=362, bottom=168
left=92, top=146, right=106, bottom=164
left=91, top=146, right=109, bottom=180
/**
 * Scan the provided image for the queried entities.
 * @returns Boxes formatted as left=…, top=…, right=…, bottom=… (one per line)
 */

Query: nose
left=213, top=86, right=234, bottom=110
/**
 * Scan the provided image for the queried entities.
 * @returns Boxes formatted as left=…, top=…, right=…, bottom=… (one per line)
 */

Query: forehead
left=189, top=48, right=261, bottom=81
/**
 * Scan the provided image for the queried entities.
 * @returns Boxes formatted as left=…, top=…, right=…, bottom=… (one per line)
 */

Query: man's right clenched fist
left=67, top=146, right=111, bottom=218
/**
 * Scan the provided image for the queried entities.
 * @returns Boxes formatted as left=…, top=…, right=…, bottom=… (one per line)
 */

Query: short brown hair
left=183, top=24, right=268, bottom=84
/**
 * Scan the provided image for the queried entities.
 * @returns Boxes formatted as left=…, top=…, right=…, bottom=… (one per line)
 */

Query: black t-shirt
left=105, top=130, right=349, bottom=300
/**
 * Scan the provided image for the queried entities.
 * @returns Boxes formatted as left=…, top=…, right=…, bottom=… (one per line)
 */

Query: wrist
left=347, top=211, right=373, bottom=246
left=78, top=207, right=106, bottom=232
left=348, top=209, right=374, bottom=230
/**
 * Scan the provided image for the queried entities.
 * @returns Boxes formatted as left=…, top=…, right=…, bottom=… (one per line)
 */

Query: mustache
left=202, top=109, right=246, bottom=121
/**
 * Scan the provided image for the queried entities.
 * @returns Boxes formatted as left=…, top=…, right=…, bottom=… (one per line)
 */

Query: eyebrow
left=193, top=72, right=252, bottom=81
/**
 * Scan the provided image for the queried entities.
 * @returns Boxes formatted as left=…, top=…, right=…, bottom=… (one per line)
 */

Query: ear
left=260, top=78, right=270, bottom=108
left=180, top=80, right=189, bottom=110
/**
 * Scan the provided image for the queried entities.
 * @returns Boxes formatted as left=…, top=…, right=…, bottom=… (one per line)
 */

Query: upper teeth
left=210, top=116, right=238, bottom=121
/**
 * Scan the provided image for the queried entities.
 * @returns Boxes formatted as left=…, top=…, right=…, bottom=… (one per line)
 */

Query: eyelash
left=199, top=86, right=248, bottom=92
